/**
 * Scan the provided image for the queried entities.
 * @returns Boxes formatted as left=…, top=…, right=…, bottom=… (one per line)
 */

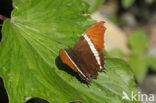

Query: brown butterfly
left=59, top=21, right=106, bottom=83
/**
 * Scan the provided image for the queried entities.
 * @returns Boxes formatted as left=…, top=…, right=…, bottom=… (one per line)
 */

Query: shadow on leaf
left=55, top=56, right=87, bottom=84
left=26, top=97, right=49, bottom=103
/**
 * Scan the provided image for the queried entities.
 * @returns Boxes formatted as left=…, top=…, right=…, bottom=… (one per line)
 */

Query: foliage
left=108, top=48, right=126, bottom=59
left=128, top=56, right=148, bottom=83
left=121, top=0, right=154, bottom=9
left=109, top=29, right=156, bottom=83
left=146, top=55, right=156, bottom=71
left=0, top=0, right=137, bottom=103
left=128, top=29, right=148, bottom=55
left=121, top=0, right=135, bottom=8
left=84, top=0, right=105, bottom=13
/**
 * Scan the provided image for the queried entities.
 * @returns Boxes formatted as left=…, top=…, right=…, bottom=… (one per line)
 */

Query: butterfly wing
left=59, top=49, right=78, bottom=72
left=85, top=21, right=105, bottom=50
left=59, top=21, right=106, bottom=83
left=74, top=21, right=106, bottom=71
left=74, top=36, right=99, bottom=78
left=59, top=49, right=92, bottom=83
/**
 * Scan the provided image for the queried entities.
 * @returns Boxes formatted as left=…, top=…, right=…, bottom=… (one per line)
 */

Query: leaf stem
left=0, top=14, right=7, bottom=21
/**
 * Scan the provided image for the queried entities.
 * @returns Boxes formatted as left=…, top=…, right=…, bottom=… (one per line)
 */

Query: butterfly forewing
left=85, top=21, right=105, bottom=50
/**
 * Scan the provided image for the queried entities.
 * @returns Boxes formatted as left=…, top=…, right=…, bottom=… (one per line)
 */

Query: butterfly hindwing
left=62, top=48, right=92, bottom=83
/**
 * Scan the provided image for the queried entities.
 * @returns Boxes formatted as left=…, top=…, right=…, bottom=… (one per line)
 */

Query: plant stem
left=0, top=14, right=7, bottom=21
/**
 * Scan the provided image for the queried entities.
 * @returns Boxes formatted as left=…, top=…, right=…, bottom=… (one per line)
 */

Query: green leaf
left=0, top=0, right=137, bottom=103
left=109, top=48, right=126, bottom=59
left=84, top=0, right=104, bottom=13
left=128, top=29, right=148, bottom=55
left=121, top=0, right=135, bottom=8
left=146, top=55, right=156, bottom=71
left=128, top=56, right=148, bottom=83
left=103, top=59, right=136, bottom=97
left=104, top=50, right=110, bottom=58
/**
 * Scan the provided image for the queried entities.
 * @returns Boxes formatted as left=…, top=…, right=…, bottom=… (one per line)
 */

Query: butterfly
left=59, top=21, right=106, bottom=83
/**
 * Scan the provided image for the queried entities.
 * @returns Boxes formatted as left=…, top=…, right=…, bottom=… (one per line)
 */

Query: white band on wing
left=64, top=50, right=88, bottom=79
left=82, top=33, right=102, bottom=69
